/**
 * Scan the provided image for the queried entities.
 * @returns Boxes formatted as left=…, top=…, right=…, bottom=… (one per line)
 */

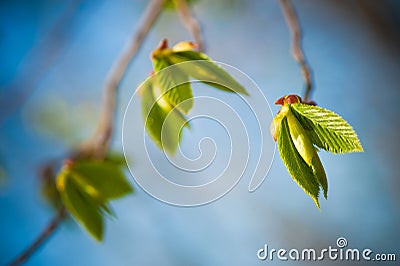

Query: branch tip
left=279, top=0, right=313, bottom=101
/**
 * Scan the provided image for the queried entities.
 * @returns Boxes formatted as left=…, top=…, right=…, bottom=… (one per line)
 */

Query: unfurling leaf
left=152, top=39, right=248, bottom=94
left=56, top=159, right=133, bottom=241
left=278, top=117, right=321, bottom=208
left=155, top=67, right=193, bottom=114
left=70, top=161, right=132, bottom=200
left=142, top=39, right=248, bottom=154
left=142, top=78, right=189, bottom=154
left=57, top=169, right=104, bottom=241
left=169, top=51, right=248, bottom=95
left=104, top=152, right=128, bottom=166
left=286, top=109, right=328, bottom=199
left=272, top=94, right=363, bottom=208
left=291, top=104, right=363, bottom=153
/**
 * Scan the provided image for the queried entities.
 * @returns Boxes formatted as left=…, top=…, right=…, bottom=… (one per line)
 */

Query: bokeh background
left=1, top=0, right=399, bottom=265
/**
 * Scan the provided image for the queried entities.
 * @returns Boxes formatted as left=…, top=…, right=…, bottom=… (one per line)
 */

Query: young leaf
left=169, top=51, right=249, bottom=95
left=70, top=161, right=133, bottom=200
left=278, top=117, right=321, bottom=208
left=291, top=104, right=363, bottom=153
left=155, top=67, right=193, bottom=114
left=56, top=158, right=133, bottom=241
left=57, top=170, right=104, bottom=241
left=142, top=79, right=189, bottom=154
left=152, top=55, right=172, bottom=72
left=152, top=44, right=194, bottom=114
left=272, top=94, right=363, bottom=208
left=152, top=39, right=249, bottom=96
left=286, top=110, right=328, bottom=198
left=143, top=39, right=249, bottom=154
left=270, top=107, right=287, bottom=141
left=104, top=152, right=127, bottom=166
left=286, top=110, right=315, bottom=166
left=310, top=152, right=328, bottom=199
left=172, top=41, right=198, bottom=52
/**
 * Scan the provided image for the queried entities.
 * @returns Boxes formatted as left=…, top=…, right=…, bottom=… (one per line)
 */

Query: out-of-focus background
left=1, top=0, right=399, bottom=265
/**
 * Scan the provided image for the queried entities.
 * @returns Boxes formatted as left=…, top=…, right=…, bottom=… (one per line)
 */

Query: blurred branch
left=175, top=0, right=205, bottom=51
left=79, top=0, right=166, bottom=159
left=279, top=0, right=313, bottom=101
left=7, top=0, right=166, bottom=265
left=0, top=0, right=83, bottom=124
left=8, top=206, right=67, bottom=266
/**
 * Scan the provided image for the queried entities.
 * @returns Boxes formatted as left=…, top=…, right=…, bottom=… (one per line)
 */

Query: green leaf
left=311, top=152, right=328, bottom=199
left=144, top=40, right=248, bottom=154
left=169, top=49, right=209, bottom=63
left=291, top=104, right=363, bottom=154
left=57, top=170, right=104, bottom=241
left=272, top=95, right=363, bottom=207
left=155, top=65, right=193, bottom=114
left=142, top=79, right=189, bottom=154
left=278, top=117, right=321, bottom=208
left=56, top=158, right=133, bottom=241
left=286, top=110, right=328, bottom=198
left=151, top=40, right=248, bottom=95
left=71, top=161, right=133, bottom=200
left=104, top=152, right=127, bottom=166
left=286, top=110, right=316, bottom=166
left=169, top=51, right=249, bottom=95
left=152, top=56, right=171, bottom=72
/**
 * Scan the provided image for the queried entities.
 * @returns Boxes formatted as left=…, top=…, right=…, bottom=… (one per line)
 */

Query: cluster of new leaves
left=142, top=39, right=248, bottom=154
left=55, top=155, right=133, bottom=241
left=270, top=95, right=363, bottom=208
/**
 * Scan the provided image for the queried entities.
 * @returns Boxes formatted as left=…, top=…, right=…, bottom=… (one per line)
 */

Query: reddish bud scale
left=158, top=38, right=169, bottom=50
left=274, top=94, right=317, bottom=106
left=275, top=94, right=301, bottom=105
left=151, top=39, right=169, bottom=60
left=63, top=159, right=75, bottom=169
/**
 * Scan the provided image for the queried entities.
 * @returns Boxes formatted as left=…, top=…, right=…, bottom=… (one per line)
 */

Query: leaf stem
left=7, top=207, right=67, bottom=266
left=279, top=0, right=313, bottom=101
left=175, top=0, right=205, bottom=52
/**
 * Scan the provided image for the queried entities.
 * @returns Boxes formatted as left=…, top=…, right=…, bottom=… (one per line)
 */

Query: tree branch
left=279, top=0, right=313, bottom=101
left=8, top=206, right=67, bottom=266
left=175, top=0, right=205, bottom=52
left=79, top=0, right=166, bottom=159
left=7, top=1, right=166, bottom=265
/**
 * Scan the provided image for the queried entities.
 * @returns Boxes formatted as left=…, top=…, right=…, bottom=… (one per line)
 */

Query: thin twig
left=175, top=0, right=205, bottom=52
left=8, top=206, right=67, bottom=266
left=79, top=0, right=166, bottom=159
left=279, top=0, right=313, bottom=101
left=7, top=1, right=166, bottom=265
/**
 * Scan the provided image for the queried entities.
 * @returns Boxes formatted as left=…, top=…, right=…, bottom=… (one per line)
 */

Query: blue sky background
left=0, top=0, right=399, bottom=265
